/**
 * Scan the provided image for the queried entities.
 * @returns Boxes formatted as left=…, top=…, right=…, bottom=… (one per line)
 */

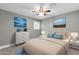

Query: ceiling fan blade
left=32, top=10, right=39, bottom=13
left=44, top=13, right=46, bottom=16
left=36, top=13, right=39, bottom=15
left=32, top=11, right=36, bottom=12
left=44, top=10, right=51, bottom=12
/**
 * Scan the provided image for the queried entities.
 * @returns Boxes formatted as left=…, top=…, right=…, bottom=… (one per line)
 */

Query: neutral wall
left=0, top=9, right=41, bottom=46
left=41, top=11, right=79, bottom=34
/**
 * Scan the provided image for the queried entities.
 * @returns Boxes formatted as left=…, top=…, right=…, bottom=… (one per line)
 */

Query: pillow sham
left=56, top=32, right=67, bottom=39
left=53, top=33, right=63, bottom=39
left=47, top=33, right=55, bottom=38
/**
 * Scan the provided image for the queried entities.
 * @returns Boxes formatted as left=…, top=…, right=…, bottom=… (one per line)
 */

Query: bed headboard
left=45, top=31, right=71, bottom=39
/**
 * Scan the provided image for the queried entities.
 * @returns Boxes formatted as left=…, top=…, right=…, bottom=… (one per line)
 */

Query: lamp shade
left=41, top=31, right=46, bottom=35
left=39, top=13, right=44, bottom=16
left=71, top=32, right=78, bottom=38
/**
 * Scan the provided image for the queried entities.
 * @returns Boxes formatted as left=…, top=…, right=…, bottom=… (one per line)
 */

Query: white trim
left=0, top=44, right=14, bottom=49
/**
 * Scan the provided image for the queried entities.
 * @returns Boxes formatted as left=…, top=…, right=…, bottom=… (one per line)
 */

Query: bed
left=23, top=37, right=69, bottom=55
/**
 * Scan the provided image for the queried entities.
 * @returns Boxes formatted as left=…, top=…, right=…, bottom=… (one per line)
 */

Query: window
left=33, top=21, right=40, bottom=30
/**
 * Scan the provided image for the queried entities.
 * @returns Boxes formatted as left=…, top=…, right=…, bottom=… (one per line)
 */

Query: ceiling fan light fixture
left=39, top=13, right=44, bottom=16
left=32, top=3, right=55, bottom=16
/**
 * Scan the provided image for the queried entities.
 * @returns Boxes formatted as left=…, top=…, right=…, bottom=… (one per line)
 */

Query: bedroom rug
left=16, top=48, right=29, bottom=55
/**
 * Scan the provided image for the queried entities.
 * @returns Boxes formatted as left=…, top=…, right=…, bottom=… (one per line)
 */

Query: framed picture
left=14, top=17, right=27, bottom=27
left=53, top=17, right=66, bottom=28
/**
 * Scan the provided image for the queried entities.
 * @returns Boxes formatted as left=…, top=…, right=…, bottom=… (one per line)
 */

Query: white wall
left=41, top=11, right=79, bottom=34
left=0, top=9, right=41, bottom=46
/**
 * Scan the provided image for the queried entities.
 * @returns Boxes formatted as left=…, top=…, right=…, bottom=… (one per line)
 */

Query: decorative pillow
left=47, top=34, right=53, bottom=38
left=56, top=32, right=67, bottom=39
left=53, top=33, right=63, bottom=39
left=47, top=33, right=55, bottom=38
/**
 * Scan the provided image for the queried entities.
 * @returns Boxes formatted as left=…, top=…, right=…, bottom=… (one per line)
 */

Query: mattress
left=23, top=38, right=69, bottom=55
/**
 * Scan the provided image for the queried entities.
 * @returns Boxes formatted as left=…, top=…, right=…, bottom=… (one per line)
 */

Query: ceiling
left=0, top=3, right=79, bottom=20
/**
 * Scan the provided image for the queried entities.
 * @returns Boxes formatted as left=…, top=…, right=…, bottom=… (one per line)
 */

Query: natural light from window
left=33, top=21, right=40, bottom=30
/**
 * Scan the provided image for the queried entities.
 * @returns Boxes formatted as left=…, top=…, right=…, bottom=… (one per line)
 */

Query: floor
left=0, top=44, right=23, bottom=55
left=67, top=48, right=79, bottom=55
left=0, top=44, right=79, bottom=55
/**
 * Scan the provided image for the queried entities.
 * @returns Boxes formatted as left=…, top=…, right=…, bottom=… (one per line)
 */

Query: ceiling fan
left=32, top=3, right=56, bottom=16
left=32, top=7, right=51, bottom=16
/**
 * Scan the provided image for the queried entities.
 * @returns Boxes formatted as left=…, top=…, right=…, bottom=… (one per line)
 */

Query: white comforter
left=23, top=38, right=69, bottom=55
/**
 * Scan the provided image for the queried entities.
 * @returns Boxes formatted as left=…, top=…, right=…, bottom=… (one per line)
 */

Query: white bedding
left=23, top=38, right=69, bottom=55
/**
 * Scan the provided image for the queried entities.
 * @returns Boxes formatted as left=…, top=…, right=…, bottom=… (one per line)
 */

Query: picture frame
left=53, top=17, right=66, bottom=28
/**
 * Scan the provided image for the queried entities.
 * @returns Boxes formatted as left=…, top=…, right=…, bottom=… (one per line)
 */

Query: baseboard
left=0, top=44, right=14, bottom=49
